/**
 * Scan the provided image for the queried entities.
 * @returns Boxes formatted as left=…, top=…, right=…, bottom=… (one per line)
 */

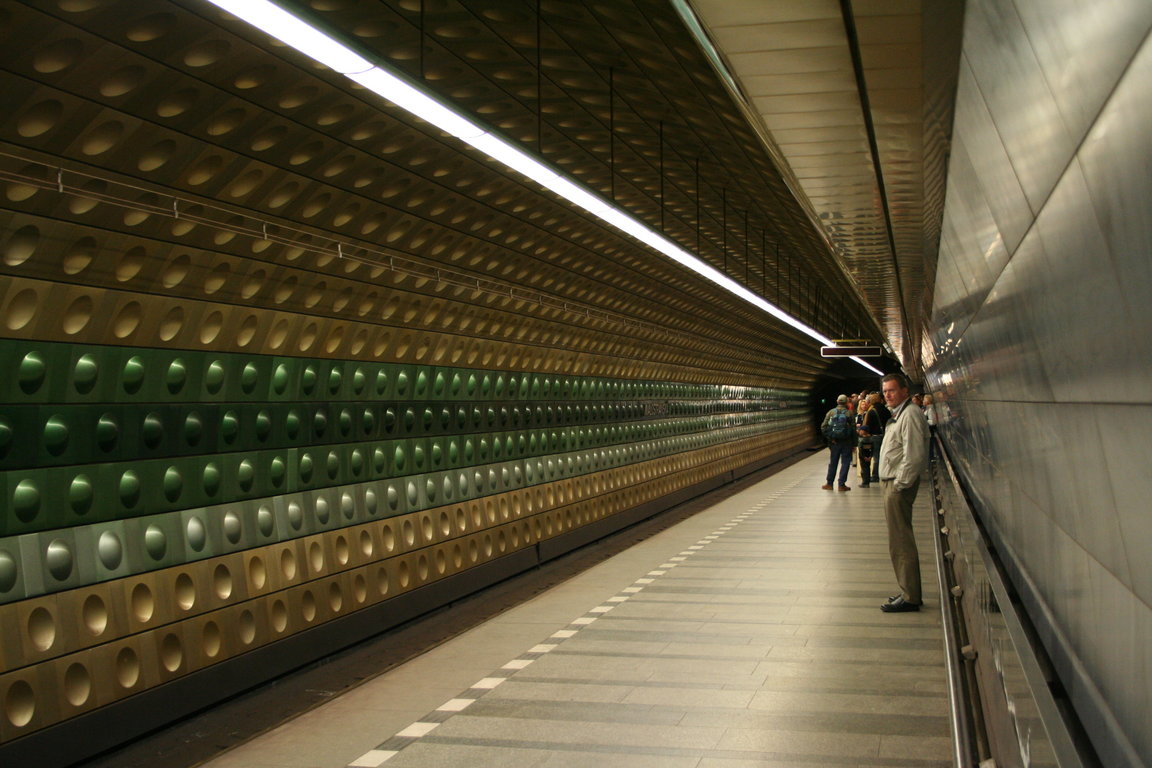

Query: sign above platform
left=821, top=345, right=883, bottom=358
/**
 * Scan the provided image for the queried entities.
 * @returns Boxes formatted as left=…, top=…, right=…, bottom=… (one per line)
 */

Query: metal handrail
left=933, top=436, right=1097, bottom=768
left=928, top=437, right=977, bottom=768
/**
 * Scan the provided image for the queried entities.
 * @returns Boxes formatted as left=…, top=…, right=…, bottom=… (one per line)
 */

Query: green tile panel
left=0, top=419, right=803, bottom=605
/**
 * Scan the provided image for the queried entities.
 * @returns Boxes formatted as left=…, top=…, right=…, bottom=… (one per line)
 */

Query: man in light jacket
left=876, top=373, right=930, bottom=612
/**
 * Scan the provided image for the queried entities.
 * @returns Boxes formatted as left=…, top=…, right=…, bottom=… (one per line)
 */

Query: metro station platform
left=183, top=453, right=951, bottom=768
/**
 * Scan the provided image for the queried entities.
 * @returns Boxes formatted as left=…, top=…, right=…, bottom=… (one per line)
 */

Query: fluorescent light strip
left=204, top=0, right=883, bottom=376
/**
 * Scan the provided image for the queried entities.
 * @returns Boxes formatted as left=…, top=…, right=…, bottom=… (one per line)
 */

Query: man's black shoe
left=881, top=597, right=921, bottom=612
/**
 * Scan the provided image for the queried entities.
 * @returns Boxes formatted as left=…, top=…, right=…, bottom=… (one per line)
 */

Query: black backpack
left=824, top=408, right=853, bottom=441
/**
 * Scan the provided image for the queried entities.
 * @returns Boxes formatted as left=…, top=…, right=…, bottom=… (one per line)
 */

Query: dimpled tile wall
left=0, top=0, right=837, bottom=757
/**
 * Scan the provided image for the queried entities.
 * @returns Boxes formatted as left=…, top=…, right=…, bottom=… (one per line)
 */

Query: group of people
left=819, top=390, right=890, bottom=491
left=820, top=374, right=931, bottom=613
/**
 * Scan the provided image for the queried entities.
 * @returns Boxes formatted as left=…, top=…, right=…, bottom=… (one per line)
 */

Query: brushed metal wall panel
left=1077, top=36, right=1152, bottom=369
left=1013, top=0, right=1152, bottom=142
left=962, top=0, right=1075, bottom=212
left=1097, top=403, right=1152, bottom=607
left=929, top=3, right=1152, bottom=763
left=1031, top=161, right=1133, bottom=404
left=949, top=61, right=1033, bottom=254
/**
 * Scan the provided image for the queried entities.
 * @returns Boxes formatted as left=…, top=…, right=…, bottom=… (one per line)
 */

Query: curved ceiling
left=0, top=0, right=962, bottom=381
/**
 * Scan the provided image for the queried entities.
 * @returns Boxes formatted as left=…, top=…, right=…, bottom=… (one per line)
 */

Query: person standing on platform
left=923, top=393, right=938, bottom=458
left=877, top=374, right=930, bottom=612
left=820, top=395, right=854, bottom=491
left=866, top=392, right=890, bottom=485
left=856, top=396, right=875, bottom=486
left=847, top=393, right=859, bottom=467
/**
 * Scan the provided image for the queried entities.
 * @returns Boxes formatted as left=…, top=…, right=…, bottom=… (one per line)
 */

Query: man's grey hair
left=880, top=373, right=909, bottom=389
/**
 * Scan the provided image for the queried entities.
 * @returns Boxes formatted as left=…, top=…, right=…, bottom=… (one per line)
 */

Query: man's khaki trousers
left=882, top=477, right=922, bottom=604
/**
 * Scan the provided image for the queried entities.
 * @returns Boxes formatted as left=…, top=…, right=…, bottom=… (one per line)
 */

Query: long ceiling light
left=203, top=0, right=882, bottom=376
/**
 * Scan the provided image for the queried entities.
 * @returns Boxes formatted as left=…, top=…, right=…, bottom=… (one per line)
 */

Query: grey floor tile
left=198, top=456, right=952, bottom=768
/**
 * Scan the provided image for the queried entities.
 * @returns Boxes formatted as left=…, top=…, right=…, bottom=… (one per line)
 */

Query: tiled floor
left=201, top=454, right=951, bottom=768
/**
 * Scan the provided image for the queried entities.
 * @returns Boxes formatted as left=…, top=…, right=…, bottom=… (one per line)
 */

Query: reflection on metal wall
left=926, top=1, right=1152, bottom=765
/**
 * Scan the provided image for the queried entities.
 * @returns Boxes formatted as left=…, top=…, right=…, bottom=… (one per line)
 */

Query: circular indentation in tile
left=224, top=508, right=243, bottom=541
left=81, top=121, right=125, bottom=156
left=207, top=108, right=246, bottom=136
left=6, top=289, right=39, bottom=331
left=111, top=300, right=142, bottom=338
left=248, top=555, right=267, bottom=590
left=159, top=306, right=184, bottom=341
left=11, top=476, right=40, bottom=525
left=3, top=225, right=39, bottom=266
left=203, top=461, right=221, bottom=496
left=288, top=501, right=303, bottom=530
left=42, top=414, right=68, bottom=456
left=96, top=530, right=123, bottom=570
left=187, top=155, right=224, bottom=185
left=257, top=505, right=275, bottom=536
left=64, top=662, right=92, bottom=707
left=255, top=409, right=271, bottom=442
left=174, top=572, right=195, bottom=610
left=81, top=592, right=108, bottom=636
left=162, top=465, right=183, bottom=503
left=16, top=100, right=64, bottom=138
left=281, top=547, right=297, bottom=580
left=213, top=563, right=232, bottom=599
left=141, top=412, right=164, bottom=450
left=203, top=262, right=230, bottom=294
left=62, top=236, right=96, bottom=274
left=185, top=515, right=206, bottom=552
left=44, top=538, right=73, bottom=581
left=62, top=294, right=93, bottom=335
left=33, top=37, right=83, bottom=74
left=67, top=473, right=94, bottom=516
left=269, top=455, right=286, bottom=488
left=27, top=605, right=56, bottom=651
left=271, top=599, right=288, bottom=632
left=267, top=182, right=299, bottom=208
left=301, top=590, right=317, bottom=622
left=202, top=620, right=222, bottom=658
left=298, top=323, right=318, bottom=351
left=120, top=355, right=144, bottom=394
left=156, top=87, right=198, bottom=118
left=4, top=679, right=35, bottom=727
left=251, top=124, right=287, bottom=151
left=0, top=550, right=17, bottom=593
left=115, top=245, right=147, bottom=282
left=100, top=65, right=145, bottom=98
left=160, top=632, right=182, bottom=671
left=203, top=361, right=225, bottom=394
left=184, top=39, right=230, bottom=67
left=144, top=524, right=167, bottom=560
left=162, top=253, right=191, bottom=288
left=126, top=12, right=176, bottom=42
left=138, top=141, right=177, bottom=176
left=200, top=311, right=223, bottom=343
left=308, top=541, right=324, bottom=573
left=278, top=85, right=318, bottom=110
left=71, top=353, right=98, bottom=394
left=116, top=647, right=140, bottom=688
